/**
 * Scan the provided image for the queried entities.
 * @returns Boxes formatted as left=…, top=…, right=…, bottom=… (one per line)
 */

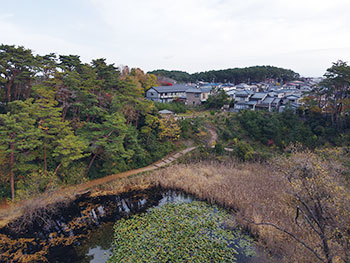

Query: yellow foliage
left=158, top=118, right=181, bottom=141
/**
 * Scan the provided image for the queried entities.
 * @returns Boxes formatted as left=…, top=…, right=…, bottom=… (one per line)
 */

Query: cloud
left=87, top=0, right=350, bottom=75
left=1, top=0, right=350, bottom=76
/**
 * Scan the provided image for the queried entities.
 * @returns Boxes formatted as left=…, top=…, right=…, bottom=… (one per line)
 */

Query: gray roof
left=152, top=84, right=193, bottom=93
left=235, top=90, right=253, bottom=96
left=235, top=83, right=250, bottom=88
left=272, top=98, right=281, bottom=104
left=226, top=89, right=237, bottom=95
left=262, top=96, right=275, bottom=104
left=159, top=109, right=174, bottom=114
left=285, top=95, right=300, bottom=99
left=246, top=101, right=258, bottom=105
left=251, top=92, right=267, bottom=99
left=200, top=87, right=212, bottom=93
left=186, top=88, right=202, bottom=93
left=236, top=101, right=248, bottom=105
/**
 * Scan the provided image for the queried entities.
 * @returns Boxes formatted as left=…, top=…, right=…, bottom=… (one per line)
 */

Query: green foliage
left=148, top=69, right=192, bottom=82
left=205, top=89, right=229, bottom=109
left=232, top=140, right=254, bottom=161
left=108, top=201, right=255, bottom=262
left=235, top=109, right=334, bottom=149
left=16, top=171, right=61, bottom=200
left=0, top=44, right=180, bottom=199
left=154, top=101, right=188, bottom=114
left=320, top=60, right=350, bottom=128
left=150, top=66, right=299, bottom=83
left=60, top=162, right=88, bottom=185
left=214, top=142, right=225, bottom=155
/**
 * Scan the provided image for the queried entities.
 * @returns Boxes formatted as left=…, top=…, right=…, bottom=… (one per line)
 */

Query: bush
left=16, top=171, right=61, bottom=199
left=233, top=140, right=254, bottom=161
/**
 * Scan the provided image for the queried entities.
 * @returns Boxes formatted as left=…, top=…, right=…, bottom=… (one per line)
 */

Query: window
left=195, top=93, right=200, bottom=98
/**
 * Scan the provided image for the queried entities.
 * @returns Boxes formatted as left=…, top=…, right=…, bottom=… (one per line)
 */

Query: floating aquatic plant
left=108, top=201, right=255, bottom=262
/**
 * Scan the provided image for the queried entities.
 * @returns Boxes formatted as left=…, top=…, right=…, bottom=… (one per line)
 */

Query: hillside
left=149, top=66, right=300, bottom=83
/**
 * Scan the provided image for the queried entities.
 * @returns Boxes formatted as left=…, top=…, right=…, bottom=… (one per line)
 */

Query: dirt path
left=205, top=126, right=234, bottom=152
left=71, top=146, right=197, bottom=194
left=206, top=126, right=218, bottom=147
left=0, top=146, right=197, bottom=228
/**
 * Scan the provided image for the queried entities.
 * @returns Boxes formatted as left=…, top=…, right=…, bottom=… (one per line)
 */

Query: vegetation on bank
left=1, top=147, right=349, bottom=263
left=151, top=150, right=350, bottom=263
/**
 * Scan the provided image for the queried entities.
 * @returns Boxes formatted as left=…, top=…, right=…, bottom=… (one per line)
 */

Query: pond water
left=73, top=191, right=194, bottom=263
left=56, top=190, right=269, bottom=263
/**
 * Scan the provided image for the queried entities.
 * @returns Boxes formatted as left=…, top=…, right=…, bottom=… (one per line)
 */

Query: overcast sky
left=1, top=0, right=350, bottom=77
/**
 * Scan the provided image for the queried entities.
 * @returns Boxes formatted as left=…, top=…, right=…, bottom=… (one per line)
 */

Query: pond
left=54, top=190, right=269, bottom=263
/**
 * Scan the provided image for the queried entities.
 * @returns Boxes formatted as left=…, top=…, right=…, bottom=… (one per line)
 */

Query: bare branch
left=244, top=218, right=325, bottom=263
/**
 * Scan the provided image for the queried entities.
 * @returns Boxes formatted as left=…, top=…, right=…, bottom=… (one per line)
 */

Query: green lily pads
left=108, top=201, right=255, bottom=262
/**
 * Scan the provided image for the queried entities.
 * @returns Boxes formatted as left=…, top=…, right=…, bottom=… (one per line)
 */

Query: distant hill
left=149, top=66, right=300, bottom=84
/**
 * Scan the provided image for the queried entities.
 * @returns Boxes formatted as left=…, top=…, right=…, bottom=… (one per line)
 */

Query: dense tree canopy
left=149, top=66, right=299, bottom=84
left=0, top=44, right=178, bottom=200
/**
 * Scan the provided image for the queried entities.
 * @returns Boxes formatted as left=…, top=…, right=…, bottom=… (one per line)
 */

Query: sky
left=1, top=0, right=350, bottom=77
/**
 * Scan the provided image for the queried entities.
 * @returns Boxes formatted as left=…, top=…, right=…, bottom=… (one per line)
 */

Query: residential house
left=235, top=90, right=253, bottom=102
left=199, top=86, right=213, bottom=102
left=146, top=84, right=193, bottom=103
left=249, top=92, right=268, bottom=103
left=255, top=96, right=282, bottom=112
left=185, top=88, right=202, bottom=105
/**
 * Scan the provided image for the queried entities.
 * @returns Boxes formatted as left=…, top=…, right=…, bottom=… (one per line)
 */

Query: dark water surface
left=52, top=190, right=270, bottom=263
left=73, top=191, right=194, bottom=263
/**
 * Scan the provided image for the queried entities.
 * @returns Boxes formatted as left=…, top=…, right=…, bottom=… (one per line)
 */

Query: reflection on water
left=74, top=190, right=194, bottom=263
left=69, top=190, right=271, bottom=263
left=74, top=222, right=114, bottom=263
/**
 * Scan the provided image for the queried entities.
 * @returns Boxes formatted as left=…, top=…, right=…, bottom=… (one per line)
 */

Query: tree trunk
left=53, top=162, right=62, bottom=176
left=86, top=152, right=98, bottom=176
left=44, top=145, right=47, bottom=177
left=6, top=75, right=15, bottom=103
left=62, top=106, right=68, bottom=122
left=10, top=142, right=15, bottom=201
left=320, top=231, right=332, bottom=263
left=147, top=131, right=151, bottom=145
left=26, top=79, right=32, bottom=99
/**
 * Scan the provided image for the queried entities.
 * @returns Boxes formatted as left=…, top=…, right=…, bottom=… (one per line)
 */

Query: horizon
left=1, top=0, right=350, bottom=78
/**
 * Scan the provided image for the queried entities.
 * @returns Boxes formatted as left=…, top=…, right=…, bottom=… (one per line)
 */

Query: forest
left=149, top=65, right=300, bottom=83
left=0, top=44, right=180, bottom=201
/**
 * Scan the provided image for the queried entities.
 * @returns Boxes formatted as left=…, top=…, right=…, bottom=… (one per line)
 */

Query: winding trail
left=0, top=146, right=197, bottom=227
left=72, top=146, right=197, bottom=194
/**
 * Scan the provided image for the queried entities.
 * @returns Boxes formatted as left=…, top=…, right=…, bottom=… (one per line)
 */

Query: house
left=146, top=84, right=193, bottom=103
left=283, top=95, right=301, bottom=105
left=235, top=90, right=253, bottom=102
left=185, top=88, right=202, bottom=105
left=226, top=89, right=237, bottom=100
left=234, top=101, right=250, bottom=111
left=271, top=98, right=282, bottom=111
left=234, top=100, right=257, bottom=111
left=249, top=92, right=268, bottom=103
left=255, top=96, right=274, bottom=111
left=199, top=86, right=213, bottom=102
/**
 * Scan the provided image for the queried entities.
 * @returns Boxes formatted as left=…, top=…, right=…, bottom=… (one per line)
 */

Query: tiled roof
left=251, top=92, right=267, bottom=99
left=152, top=84, right=193, bottom=93
left=186, top=88, right=202, bottom=93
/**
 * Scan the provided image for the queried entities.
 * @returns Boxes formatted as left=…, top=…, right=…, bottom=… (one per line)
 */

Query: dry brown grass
left=91, top=160, right=312, bottom=261
left=128, top=161, right=327, bottom=263
left=2, top=152, right=347, bottom=263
